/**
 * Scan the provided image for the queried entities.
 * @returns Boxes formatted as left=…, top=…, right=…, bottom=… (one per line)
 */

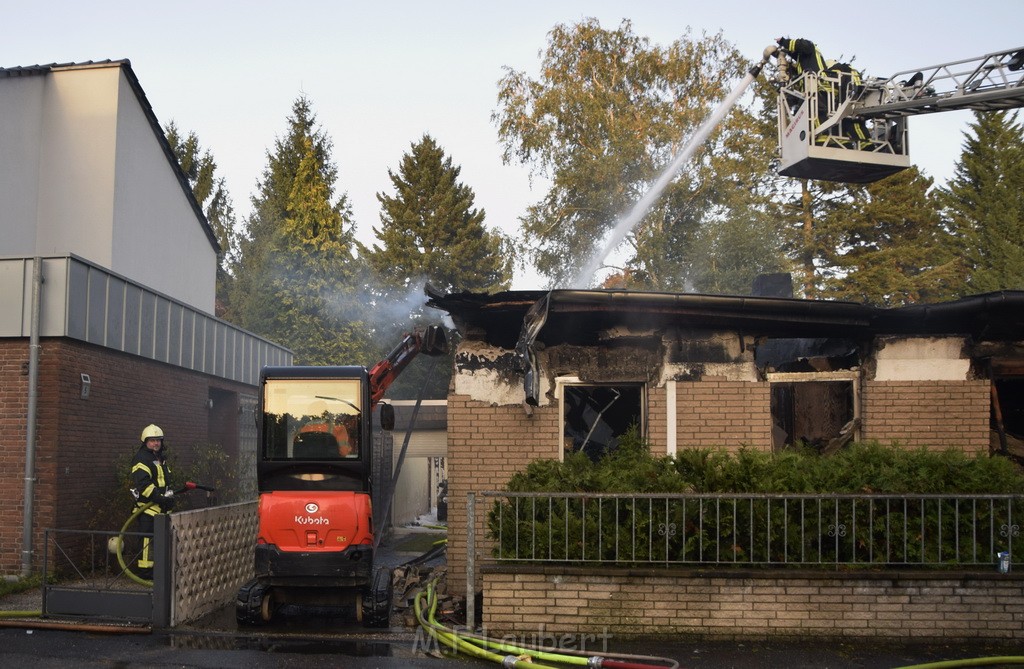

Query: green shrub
left=488, top=437, right=1024, bottom=565
left=503, top=436, right=1024, bottom=495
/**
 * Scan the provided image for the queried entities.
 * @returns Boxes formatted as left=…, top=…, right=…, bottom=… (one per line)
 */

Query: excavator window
left=262, top=378, right=363, bottom=460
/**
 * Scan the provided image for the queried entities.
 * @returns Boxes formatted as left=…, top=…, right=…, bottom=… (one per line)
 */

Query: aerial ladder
left=771, top=44, right=1024, bottom=182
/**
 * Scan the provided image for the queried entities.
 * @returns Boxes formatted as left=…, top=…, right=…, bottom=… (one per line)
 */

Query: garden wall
left=483, top=567, right=1024, bottom=641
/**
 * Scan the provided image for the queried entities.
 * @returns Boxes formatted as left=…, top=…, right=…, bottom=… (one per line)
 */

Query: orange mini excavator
left=236, top=325, right=447, bottom=627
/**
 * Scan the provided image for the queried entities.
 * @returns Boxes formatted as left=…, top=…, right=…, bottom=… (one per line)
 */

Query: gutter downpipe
left=22, top=257, right=42, bottom=578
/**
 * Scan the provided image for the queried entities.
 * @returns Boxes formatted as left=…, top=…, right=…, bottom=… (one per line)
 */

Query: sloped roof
left=0, top=59, right=220, bottom=253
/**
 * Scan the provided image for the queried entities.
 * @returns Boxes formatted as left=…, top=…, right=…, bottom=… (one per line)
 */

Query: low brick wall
left=482, top=567, right=1024, bottom=641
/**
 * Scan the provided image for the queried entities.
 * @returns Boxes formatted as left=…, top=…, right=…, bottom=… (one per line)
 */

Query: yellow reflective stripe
left=140, top=484, right=156, bottom=498
left=139, top=538, right=153, bottom=568
left=132, top=460, right=167, bottom=493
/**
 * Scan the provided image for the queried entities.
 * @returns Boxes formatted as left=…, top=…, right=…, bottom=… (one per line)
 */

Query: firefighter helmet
left=140, top=424, right=164, bottom=442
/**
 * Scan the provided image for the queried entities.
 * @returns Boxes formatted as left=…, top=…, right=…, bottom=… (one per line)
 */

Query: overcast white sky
left=4, top=1, right=1021, bottom=289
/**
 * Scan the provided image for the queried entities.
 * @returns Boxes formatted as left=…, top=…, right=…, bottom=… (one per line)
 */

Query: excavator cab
left=777, top=69, right=910, bottom=183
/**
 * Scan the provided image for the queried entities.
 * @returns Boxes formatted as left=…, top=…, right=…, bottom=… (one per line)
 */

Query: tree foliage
left=369, top=134, right=512, bottom=295
left=939, top=110, right=1024, bottom=294
left=494, top=18, right=785, bottom=290
left=228, top=96, right=372, bottom=366
left=504, top=431, right=1024, bottom=495
left=165, top=122, right=238, bottom=315
left=815, top=167, right=960, bottom=306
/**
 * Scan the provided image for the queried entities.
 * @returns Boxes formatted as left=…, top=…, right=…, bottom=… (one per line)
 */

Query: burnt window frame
left=555, top=376, right=646, bottom=462
left=766, top=370, right=861, bottom=451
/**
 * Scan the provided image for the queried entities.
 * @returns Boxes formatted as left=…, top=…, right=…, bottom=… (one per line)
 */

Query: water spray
left=572, top=48, right=776, bottom=289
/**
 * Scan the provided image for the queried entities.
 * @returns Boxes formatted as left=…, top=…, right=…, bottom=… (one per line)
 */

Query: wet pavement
left=2, top=525, right=1022, bottom=667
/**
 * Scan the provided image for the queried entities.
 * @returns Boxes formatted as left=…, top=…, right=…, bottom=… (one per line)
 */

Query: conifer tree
left=367, top=135, right=511, bottom=399
left=816, top=167, right=958, bottom=306
left=939, top=110, right=1024, bottom=294
left=229, top=96, right=372, bottom=365
left=369, top=134, right=511, bottom=295
left=165, top=122, right=238, bottom=315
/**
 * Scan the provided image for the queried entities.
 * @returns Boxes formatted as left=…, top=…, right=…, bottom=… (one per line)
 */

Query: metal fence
left=473, top=492, right=1023, bottom=569
left=41, top=519, right=170, bottom=624
left=39, top=503, right=257, bottom=627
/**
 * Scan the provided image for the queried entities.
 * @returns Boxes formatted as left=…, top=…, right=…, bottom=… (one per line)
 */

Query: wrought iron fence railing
left=475, top=492, right=1022, bottom=569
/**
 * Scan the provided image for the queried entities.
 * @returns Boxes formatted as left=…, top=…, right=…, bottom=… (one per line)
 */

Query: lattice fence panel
left=170, top=501, right=257, bottom=626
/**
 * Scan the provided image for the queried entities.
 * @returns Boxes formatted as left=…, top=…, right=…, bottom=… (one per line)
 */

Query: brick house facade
left=428, top=289, right=1024, bottom=598
left=0, top=337, right=266, bottom=573
left=0, top=260, right=290, bottom=575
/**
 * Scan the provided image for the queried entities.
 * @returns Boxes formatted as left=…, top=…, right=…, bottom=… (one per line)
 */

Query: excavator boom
left=368, top=325, right=448, bottom=407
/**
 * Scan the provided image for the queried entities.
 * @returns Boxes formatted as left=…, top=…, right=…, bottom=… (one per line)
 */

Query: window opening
left=559, top=380, right=644, bottom=461
left=992, top=376, right=1024, bottom=456
left=262, top=378, right=363, bottom=460
left=768, top=371, right=859, bottom=453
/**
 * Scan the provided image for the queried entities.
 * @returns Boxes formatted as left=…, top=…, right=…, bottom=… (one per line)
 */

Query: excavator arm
left=367, top=325, right=448, bottom=408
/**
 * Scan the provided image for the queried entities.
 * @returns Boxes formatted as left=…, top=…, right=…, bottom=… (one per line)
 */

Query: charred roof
left=426, top=288, right=1024, bottom=349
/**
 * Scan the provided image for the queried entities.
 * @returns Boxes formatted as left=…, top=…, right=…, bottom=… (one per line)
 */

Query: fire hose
left=115, top=482, right=215, bottom=586
left=0, top=482, right=214, bottom=621
left=413, top=578, right=679, bottom=669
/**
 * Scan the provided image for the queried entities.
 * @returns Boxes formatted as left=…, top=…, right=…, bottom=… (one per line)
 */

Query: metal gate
left=41, top=514, right=171, bottom=625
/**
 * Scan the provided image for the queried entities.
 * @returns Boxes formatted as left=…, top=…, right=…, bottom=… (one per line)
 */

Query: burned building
left=426, top=287, right=1024, bottom=587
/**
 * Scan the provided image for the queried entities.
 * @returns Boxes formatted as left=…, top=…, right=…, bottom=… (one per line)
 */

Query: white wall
left=873, top=336, right=970, bottom=381
left=0, top=76, right=45, bottom=254
left=111, top=69, right=216, bottom=312
left=0, top=63, right=216, bottom=313
left=34, top=67, right=118, bottom=265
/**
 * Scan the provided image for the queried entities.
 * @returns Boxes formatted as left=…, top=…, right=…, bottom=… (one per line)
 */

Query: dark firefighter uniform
left=130, top=424, right=173, bottom=576
left=777, top=37, right=868, bottom=147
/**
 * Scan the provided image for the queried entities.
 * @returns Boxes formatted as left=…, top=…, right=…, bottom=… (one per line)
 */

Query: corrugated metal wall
left=0, top=255, right=291, bottom=384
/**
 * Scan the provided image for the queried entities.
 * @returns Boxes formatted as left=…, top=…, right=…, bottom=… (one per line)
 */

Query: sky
left=3, top=1, right=1022, bottom=290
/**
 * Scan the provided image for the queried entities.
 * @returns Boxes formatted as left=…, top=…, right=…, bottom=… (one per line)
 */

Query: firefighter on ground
left=130, top=424, right=174, bottom=578
left=777, top=37, right=869, bottom=148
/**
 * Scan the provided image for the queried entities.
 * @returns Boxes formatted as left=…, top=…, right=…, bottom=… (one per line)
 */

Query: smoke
left=263, top=254, right=453, bottom=363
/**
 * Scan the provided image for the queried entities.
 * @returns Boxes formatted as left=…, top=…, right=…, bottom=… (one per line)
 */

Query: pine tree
left=367, top=135, right=511, bottom=399
left=165, top=122, right=238, bottom=315
left=939, top=110, right=1024, bottom=294
left=229, top=96, right=372, bottom=365
left=369, top=134, right=511, bottom=295
left=817, top=167, right=959, bottom=306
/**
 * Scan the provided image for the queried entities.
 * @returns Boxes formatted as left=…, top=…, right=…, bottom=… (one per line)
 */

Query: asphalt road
left=2, top=623, right=1024, bottom=669
left=2, top=526, right=1022, bottom=668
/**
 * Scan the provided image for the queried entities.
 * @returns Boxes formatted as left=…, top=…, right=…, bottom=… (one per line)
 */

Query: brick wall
left=447, top=395, right=560, bottom=592
left=676, top=380, right=772, bottom=451
left=0, top=338, right=255, bottom=575
left=483, top=568, right=1024, bottom=641
left=862, top=380, right=991, bottom=453
left=0, top=342, right=30, bottom=575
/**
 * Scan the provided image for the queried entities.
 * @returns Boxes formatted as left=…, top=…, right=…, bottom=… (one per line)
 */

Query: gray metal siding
left=0, top=255, right=291, bottom=383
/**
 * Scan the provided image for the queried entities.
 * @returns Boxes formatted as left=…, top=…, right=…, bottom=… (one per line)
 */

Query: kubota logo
left=295, top=515, right=329, bottom=525
left=305, top=502, right=319, bottom=513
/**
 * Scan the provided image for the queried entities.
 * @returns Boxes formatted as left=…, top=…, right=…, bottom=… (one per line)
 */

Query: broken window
left=558, top=379, right=644, bottom=461
left=991, top=362, right=1024, bottom=457
left=768, top=372, right=860, bottom=453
